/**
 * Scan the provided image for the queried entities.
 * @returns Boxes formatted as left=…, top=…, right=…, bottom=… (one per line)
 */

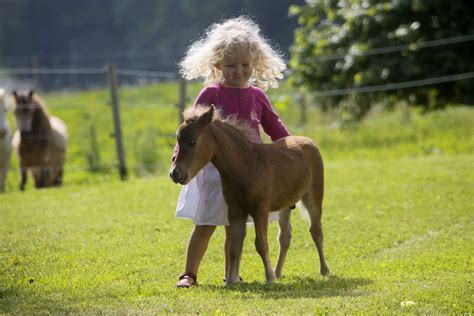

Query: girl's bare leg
left=177, top=225, right=216, bottom=287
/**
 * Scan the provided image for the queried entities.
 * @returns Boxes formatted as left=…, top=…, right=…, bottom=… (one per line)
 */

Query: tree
left=289, top=0, right=474, bottom=118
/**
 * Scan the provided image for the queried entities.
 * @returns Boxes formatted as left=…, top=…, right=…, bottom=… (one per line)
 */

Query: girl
left=174, top=16, right=290, bottom=287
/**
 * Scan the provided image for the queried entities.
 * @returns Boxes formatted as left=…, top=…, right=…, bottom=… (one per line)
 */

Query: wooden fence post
left=106, top=64, right=128, bottom=180
left=178, top=76, right=186, bottom=124
left=297, top=93, right=307, bottom=125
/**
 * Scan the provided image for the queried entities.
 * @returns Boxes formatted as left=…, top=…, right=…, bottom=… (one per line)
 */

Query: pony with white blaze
left=12, top=90, right=68, bottom=190
left=0, top=89, right=12, bottom=192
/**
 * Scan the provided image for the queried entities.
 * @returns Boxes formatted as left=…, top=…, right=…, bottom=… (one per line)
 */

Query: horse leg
left=41, top=168, right=50, bottom=187
left=55, top=167, right=63, bottom=186
left=19, top=166, right=27, bottom=191
left=302, top=192, right=330, bottom=276
left=51, top=154, right=64, bottom=186
left=0, top=167, right=6, bottom=192
left=33, top=168, right=48, bottom=188
left=275, top=208, right=292, bottom=278
left=33, top=170, right=40, bottom=188
left=253, top=211, right=276, bottom=284
left=226, top=214, right=247, bottom=286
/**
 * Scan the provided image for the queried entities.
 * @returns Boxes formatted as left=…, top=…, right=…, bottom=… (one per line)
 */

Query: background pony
left=0, top=88, right=12, bottom=193
left=12, top=90, right=68, bottom=190
left=170, top=106, right=330, bottom=285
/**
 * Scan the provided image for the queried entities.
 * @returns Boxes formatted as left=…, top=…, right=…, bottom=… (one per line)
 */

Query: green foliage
left=80, top=113, right=103, bottom=172
left=290, top=0, right=474, bottom=117
left=132, top=125, right=161, bottom=176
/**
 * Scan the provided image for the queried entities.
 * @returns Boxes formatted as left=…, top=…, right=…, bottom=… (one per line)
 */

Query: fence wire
left=2, top=66, right=474, bottom=97
left=1, top=62, right=473, bottom=178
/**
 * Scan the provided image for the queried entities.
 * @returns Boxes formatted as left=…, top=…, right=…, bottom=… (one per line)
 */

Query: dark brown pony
left=170, top=106, right=330, bottom=285
left=12, top=91, right=67, bottom=191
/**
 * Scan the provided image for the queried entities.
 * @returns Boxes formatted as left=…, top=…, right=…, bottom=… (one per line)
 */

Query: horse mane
left=14, top=91, right=51, bottom=118
left=183, top=105, right=260, bottom=142
left=31, top=95, right=51, bottom=117
left=183, top=105, right=220, bottom=122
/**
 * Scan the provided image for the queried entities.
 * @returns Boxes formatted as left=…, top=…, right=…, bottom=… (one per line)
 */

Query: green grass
left=1, top=155, right=472, bottom=313
left=0, top=82, right=473, bottom=313
left=2, top=82, right=474, bottom=189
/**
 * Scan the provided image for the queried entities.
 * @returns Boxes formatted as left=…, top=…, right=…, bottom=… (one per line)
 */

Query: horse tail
left=302, top=140, right=324, bottom=205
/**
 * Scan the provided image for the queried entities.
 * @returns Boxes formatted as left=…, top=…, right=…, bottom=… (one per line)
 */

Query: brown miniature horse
left=12, top=91, right=67, bottom=191
left=170, top=106, right=330, bottom=285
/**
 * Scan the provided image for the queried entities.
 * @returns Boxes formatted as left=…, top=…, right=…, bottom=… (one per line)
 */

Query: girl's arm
left=259, top=92, right=290, bottom=141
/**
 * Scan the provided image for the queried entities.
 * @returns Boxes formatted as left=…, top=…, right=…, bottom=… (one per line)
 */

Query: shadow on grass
left=0, top=287, right=61, bottom=314
left=200, top=274, right=373, bottom=299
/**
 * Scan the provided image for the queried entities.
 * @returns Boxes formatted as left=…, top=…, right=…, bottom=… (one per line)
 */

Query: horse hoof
left=320, top=266, right=330, bottom=276
left=266, top=279, right=275, bottom=285
left=266, top=273, right=276, bottom=284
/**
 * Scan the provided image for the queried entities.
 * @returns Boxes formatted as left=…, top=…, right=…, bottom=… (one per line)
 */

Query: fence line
left=0, top=68, right=105, bottom=75
left=1, top=50, right=175, bottom=64
left=3, top=63, right=473, bottom=182
left=0, top=67, right=176, bottom=79
left=1, top=64, right=182, bottom=181
left=309, top=33, right=474, bottom=62
left=3, top=66, right=474, bottom=97
left=106, top=64, right=127, bottom=180
left=116, top=68, right=176, bottom=79
left=312, top=71, right=474, bottom=98
left=4, top=103, right=180, bottom=110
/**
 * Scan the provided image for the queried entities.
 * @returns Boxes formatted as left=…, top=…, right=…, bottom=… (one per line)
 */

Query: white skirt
left=175, top=163, right=279, bottom=225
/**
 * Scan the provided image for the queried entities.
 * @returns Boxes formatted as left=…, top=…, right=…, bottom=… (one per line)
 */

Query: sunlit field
left=1, top=83, right=473, bottom=313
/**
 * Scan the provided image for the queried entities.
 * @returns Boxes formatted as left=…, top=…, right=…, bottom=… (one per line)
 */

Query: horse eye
left=189, top=139, right=196, bottom=146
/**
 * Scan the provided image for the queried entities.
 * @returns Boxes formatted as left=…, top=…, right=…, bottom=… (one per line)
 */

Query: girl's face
left=216, top=45, right=254, bottom=89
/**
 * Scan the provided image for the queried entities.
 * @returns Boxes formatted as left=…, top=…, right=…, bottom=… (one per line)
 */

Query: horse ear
left=198, top=105, right=214, bottom=126
left=28, top=90, right=34, bottom=99
left=12, top=91, right=17, bottom=98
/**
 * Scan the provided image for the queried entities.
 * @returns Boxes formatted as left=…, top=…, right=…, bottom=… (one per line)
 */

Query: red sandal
left=175, top=272, right=198, bottom=288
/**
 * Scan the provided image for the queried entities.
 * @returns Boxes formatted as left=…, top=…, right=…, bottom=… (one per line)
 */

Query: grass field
left=0, top=83, right=473, bottom=313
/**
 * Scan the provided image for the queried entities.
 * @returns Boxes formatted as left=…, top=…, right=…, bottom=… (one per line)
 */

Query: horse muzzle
left=169, top=165, right=188, bottom=185
left=20, top=130, right=32, bottom=138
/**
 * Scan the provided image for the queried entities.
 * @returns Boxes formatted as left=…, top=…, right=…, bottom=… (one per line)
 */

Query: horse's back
left=274, top=136, right=321, bottom=161
left=50, top=116, right=68, bottom=150
left=256, top=136, right=321, bottom=210
left=273, top=135, right=323, bottom=189
left=275, top=135, right=315, bottom=148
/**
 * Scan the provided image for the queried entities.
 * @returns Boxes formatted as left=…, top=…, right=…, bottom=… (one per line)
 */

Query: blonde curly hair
left=179, top=16, right=286, bottom=90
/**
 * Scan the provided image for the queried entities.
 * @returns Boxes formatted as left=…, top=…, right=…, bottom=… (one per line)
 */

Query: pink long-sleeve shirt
left=172, top=83, right=290, bottom=161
